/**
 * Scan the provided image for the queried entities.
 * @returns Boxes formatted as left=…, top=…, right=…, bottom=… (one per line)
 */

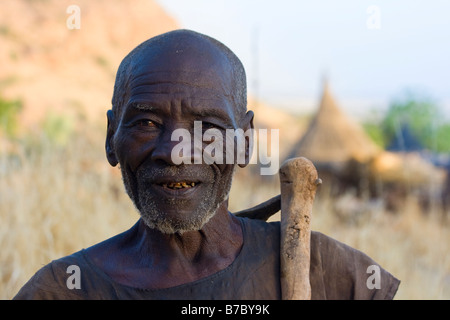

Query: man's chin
left=139, top=206, right=218, bottom=235
left=127, top=164, right=235, bottom=234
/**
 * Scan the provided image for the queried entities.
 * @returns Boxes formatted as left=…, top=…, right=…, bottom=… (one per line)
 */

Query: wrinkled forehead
left=128, top=34, right=234, bottom=97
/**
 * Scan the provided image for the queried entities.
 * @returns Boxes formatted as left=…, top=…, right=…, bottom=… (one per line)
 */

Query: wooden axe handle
left=234, top=194, right=280, bottom=221
left=279, top=157, right=321, bottom=300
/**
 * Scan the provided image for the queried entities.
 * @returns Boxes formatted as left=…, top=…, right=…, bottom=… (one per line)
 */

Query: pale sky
left=157, top=0, right=450, bottom=120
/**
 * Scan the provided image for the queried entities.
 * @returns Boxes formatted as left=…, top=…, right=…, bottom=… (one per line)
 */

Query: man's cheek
left=114, top=134, right=153, bottom=172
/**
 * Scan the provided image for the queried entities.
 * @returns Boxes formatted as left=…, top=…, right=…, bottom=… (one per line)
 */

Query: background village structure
left=286, top=80, right=449, bottom=212
left=1, top=0, right=449, bottom=299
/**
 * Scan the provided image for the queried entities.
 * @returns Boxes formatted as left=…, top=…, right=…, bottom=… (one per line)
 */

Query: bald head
left=111, top=29, right=247, bottom=129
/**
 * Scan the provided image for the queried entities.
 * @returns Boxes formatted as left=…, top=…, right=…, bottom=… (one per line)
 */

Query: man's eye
left=202, top=122, right=219, bottom=131
left=136, top=120, right=156, bottom=127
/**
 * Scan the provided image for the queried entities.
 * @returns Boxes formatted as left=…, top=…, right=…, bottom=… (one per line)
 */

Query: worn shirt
left=13, top=217, right=400, bottom=300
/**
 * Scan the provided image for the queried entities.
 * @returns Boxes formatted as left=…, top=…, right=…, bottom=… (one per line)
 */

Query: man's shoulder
left=239, top=216, right=280, bottom=234
left=239, top=218, right=400, bottom=299
left=14, top=248, right=120, bottom=300
left=238, top=217, right=352, bottom=249
left=240, top=218, right=358, bottom=254
left=13, top=250, right=88, bottom=300
left=309, top=231, right=400, bottom=299
left=238, top=217, right=347, bottom=248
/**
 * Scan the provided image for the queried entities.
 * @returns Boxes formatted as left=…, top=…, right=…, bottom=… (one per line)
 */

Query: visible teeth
left=162, top=182, right=196, bottom=189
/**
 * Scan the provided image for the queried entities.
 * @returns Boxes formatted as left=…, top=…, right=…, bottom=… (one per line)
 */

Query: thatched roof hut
left=288, top=81, right=380, bottom=167
left=287, top=81, right=446, bottom=201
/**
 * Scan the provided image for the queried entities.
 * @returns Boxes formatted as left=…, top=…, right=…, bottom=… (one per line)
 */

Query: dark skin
left=85, top=35, right=254, bottom=289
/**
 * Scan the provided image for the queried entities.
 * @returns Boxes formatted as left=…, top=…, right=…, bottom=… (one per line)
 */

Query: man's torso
left=13, top=217, right=400, bottom=300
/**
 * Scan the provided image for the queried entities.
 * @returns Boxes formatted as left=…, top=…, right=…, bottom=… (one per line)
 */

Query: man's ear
left=106, top=110, right=119, bottom=167
left=238, top=110, right=254, bottom=168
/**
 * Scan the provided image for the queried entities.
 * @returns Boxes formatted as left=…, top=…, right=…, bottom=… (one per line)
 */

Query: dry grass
left=0, top=129, right=138, bottom=299
left=1, top=129, right=449, bottom=299
left=310, top=192, right=450, bottom=299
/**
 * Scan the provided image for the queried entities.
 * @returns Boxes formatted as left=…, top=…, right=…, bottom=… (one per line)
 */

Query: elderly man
left=14, top=29, right=399, bottom=300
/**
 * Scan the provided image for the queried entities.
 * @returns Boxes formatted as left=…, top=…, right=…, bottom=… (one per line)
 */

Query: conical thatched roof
left=289, top=81, right=380, bottom=164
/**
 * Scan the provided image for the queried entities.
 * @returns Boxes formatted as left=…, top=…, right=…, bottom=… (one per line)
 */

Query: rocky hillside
left=0, top=0, right=178, bottom=128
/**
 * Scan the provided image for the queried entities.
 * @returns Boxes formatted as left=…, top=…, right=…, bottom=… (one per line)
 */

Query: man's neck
left=86, top=203, right=244, bottom=289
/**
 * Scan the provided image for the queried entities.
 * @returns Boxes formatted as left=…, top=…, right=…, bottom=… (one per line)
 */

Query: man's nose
left=150, top=127, right=200, bottom=165
left=150, top=133, right=180, bottom=165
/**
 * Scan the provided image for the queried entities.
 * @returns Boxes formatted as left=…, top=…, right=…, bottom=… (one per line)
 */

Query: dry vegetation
left=312, top=191, right=450, bottom=299
left=0, top=128, right=137, bottom=298
left=1, top=126, right=449, bottom=300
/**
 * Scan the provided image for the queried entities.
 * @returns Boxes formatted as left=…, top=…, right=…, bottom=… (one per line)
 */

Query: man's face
left=108, top=38, right=248, bottom=234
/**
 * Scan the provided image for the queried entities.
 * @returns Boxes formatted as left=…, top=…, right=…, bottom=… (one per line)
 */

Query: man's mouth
left=158, top=181, right=198, bottom=190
